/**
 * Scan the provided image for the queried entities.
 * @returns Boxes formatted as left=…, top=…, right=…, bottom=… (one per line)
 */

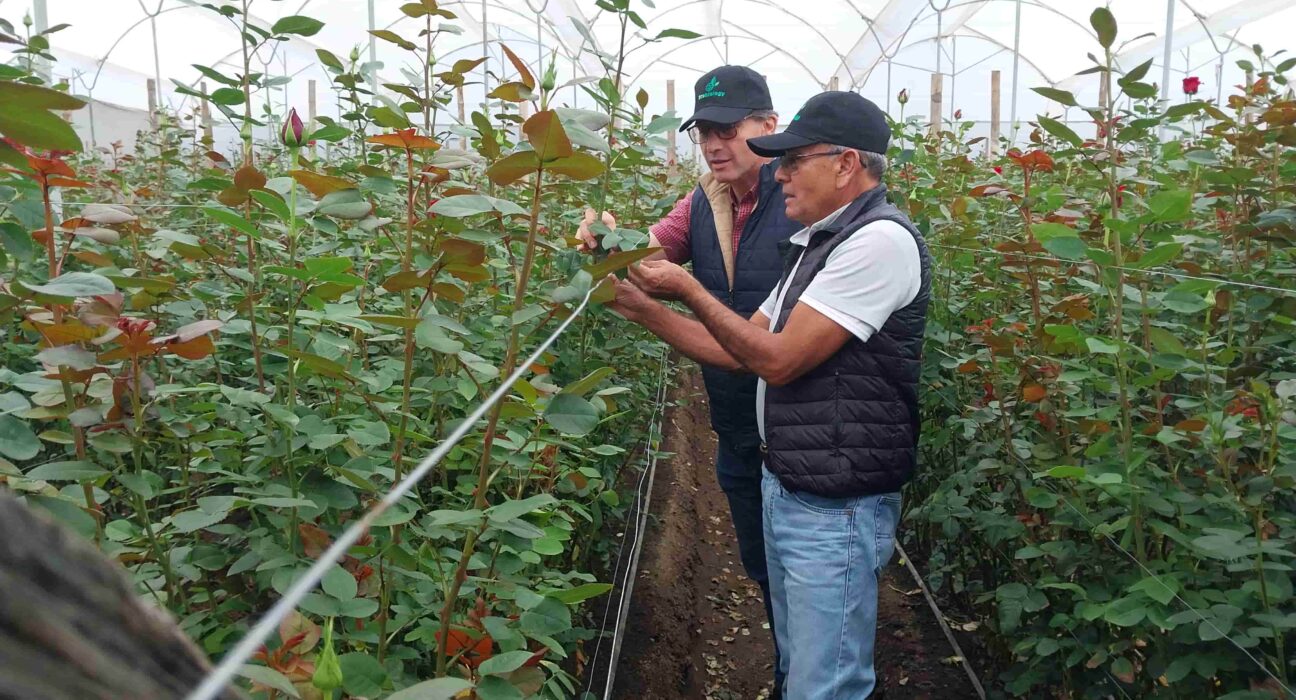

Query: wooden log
left=0, top=491, right=240, bottom=699
left=989, top=70, right=1001, bottom=158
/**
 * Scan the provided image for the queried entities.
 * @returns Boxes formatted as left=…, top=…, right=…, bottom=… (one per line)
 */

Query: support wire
left=187, top=287, right=598, bottom=700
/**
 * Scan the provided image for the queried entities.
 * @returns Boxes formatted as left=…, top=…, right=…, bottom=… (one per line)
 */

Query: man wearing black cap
left=577, top=65, right=800, bottom=697
left=607, top=91, right=931, bottom=698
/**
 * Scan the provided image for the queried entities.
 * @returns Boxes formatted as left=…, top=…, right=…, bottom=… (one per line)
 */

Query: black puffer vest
left=690, top=161, right=801, bottom=456
left=762, top=184, right=932, bottom=497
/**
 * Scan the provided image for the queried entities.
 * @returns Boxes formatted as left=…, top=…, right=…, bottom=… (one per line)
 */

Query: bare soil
left=611, top=367, right=980, bottom=700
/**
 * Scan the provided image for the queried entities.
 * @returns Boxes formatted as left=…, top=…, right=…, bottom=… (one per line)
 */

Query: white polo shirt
left=754, top=204, right=922, bottom=441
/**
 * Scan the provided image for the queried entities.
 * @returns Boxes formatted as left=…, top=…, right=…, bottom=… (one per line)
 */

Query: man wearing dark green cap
left=577, top=65, right=800, bottom=696
left=608, top=91, right=931, bottom=698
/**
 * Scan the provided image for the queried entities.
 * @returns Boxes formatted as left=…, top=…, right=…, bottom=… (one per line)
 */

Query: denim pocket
left=789, top=489, right=857, bottom=516
left=873, top=493, right=902, bottom=569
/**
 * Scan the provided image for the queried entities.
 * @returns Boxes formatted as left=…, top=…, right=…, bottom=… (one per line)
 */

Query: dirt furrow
left=613, top=367, right=979, bottom=699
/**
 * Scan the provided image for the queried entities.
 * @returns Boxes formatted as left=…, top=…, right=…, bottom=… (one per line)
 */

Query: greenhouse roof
left=10, top=0, right=1296, bottom=149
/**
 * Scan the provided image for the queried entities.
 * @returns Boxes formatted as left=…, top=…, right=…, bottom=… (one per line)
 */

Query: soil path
left=612, top=367, right=979, bottom=699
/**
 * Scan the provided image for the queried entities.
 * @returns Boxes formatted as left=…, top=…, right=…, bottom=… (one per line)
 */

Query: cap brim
left=746, top=130, right=818, bottom=157
left=678, top=105, right=759, bottom=132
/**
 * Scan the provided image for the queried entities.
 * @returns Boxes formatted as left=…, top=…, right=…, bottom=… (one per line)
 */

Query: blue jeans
left=715, top=439, right=783, bottom=698
left=762, top=467, right=902, bottom=700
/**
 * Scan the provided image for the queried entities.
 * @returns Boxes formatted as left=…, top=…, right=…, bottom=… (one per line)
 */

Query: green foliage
left=0, top=80, right=85, bottom=151
left=0, top=2, right=693, bottom=697
left=898, top=23, right=1296, bottom=698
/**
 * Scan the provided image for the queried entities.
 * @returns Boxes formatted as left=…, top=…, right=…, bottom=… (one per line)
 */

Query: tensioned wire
left=44, top=204, right=1296, bottom=297
left=911, top=403, right=1287, bottom=695
left=926, top=241, right=1296, bottom=694
left=1037, top=476, right=1296, bottom=698
left=927, top=241, right=1296, bottom=361
left=187, top=286, right=598, bottom=700
left=579, top=348, right=670, bottom=699
left=929, top=242, right=1296, bottom=297
left=951, top=434, right=1296, bottom=696
left=601, top=352, right=670, bottom=700
left=46, top=201, right=1294, bottom=695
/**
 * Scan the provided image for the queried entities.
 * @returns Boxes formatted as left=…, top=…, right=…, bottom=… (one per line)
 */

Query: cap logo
left=792, top=113, right=801, bottom=121
left=698, top=76, right=726, bottom=100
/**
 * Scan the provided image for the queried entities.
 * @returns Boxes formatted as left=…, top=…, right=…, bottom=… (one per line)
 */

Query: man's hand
left=604, top=274, right=656, bottom=323
left=627, top=259, right=699, bottom=301
left=576, top=208, right=617, bottom=253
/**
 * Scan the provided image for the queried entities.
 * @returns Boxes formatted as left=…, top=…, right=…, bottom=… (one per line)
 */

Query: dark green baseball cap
left=679, top=65, right=775, bottom=132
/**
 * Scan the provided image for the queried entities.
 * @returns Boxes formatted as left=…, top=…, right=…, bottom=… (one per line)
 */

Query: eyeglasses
left=686, top=120, right=743, bottom=144
left=776, top=148, right=846, bottom=175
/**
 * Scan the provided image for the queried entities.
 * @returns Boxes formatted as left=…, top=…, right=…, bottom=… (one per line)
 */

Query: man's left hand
left=628, top=259, right=697, bottom=301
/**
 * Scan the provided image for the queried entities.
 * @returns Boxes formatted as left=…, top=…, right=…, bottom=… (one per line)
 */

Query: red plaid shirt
left=649, top=185, right=759, bottom=265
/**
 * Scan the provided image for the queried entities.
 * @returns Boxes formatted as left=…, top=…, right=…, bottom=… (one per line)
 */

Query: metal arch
left=718, top=20, right=823, bottom=85
left=831, top=0, right=928, bottom=90
left=417, top=34, right=567, bottom=75
left=839, top=0, right=1101, bottom=89
left=83, top=5, right=191, bottom=92
left=633, top=0, right=861, bottom=88
left=1054, top=0, right=1294, bottom=90
left=878, top=29, right=1057, bottom=86
left=409, top=0, right=579, bottom=59
left=624, top=32, right=821, bottom=89
left=381, top=1, right=591, bottom=107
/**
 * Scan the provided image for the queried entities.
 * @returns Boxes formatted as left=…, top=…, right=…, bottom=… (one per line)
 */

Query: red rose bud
left=993, top=166, right=1003, bottom=175
left=954, top=109, right=962, bottom=120
left=897, top=88, right=909, bottom=105
left=281, top=108, right=305, bottom=147
left=1182, top=76, right=1201, bottom=96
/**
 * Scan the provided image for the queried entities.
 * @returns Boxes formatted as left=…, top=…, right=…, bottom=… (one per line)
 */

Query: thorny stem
left=130, top=352, right=182, bottom=605
left=1102, top=48, right=1142, bottom=562
left=436, top=162, right=547, bottom=677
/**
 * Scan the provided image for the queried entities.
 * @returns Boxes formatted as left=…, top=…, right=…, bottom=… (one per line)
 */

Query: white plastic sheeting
left=9, top=0, right=1296, bottom=153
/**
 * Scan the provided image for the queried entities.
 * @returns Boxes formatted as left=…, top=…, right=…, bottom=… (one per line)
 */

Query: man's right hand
left=576, top=209, right=617, bottom=253
left=604, top=274, right=655, bottom=323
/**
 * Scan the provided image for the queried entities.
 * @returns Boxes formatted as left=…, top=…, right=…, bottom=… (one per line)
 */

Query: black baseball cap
left=747, top=91, right=890, bottom=156
left=679, top=65, right=774, bottom=132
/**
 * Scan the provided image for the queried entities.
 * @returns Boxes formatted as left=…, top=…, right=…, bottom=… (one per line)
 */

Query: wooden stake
left=929, top=73, right=942, bottom=136
left=666, top=79, right=677, bottom=167
left=200, top=81, right=213, bottom=146
left=456, top=84, right=467, bottom=149
left=989, top=70, right=1001, bottom=158
left=307, top=79, right=317, bottom=159
left=146, top=78, right=158, bottom=129
left=1098, top=71, right=1110, bottom=110
left=829, top=75, right=840, bottom=91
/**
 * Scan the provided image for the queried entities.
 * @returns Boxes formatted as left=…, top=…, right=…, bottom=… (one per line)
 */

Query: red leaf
left=299, top=523, right=332, bottom=557
left=436, top=628, right=493, bottom=668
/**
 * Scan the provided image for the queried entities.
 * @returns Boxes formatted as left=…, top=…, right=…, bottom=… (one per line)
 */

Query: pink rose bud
left=281, top=107, right=305, bottom=147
